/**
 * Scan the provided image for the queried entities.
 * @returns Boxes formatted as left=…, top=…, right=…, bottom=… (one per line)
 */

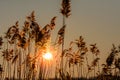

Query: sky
left=0, top=0, right=120, bottom=63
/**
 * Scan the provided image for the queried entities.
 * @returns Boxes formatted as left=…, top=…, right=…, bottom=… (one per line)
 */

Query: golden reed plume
left=61, top=0, right=71, bottom=18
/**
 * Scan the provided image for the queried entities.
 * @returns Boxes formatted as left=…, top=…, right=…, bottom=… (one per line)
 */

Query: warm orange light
left=42, top=52, right=53, bottom=60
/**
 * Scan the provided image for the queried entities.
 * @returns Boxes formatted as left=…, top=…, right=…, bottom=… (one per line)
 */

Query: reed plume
left=50, top=16, right=57, bottom=30
left=106, top=44, right=118, bottom=66
left=0, top=37, right=3, bottom=49
left=61, top=0, right=71, bottom=18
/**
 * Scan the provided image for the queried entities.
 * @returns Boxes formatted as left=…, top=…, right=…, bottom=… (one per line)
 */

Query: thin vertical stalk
left=6, top=37, right=9, bottom=79
left=80, top=63, right=83, bottom=78
left=77, top=64, right=79, bottom=78
left=23, top=50, right=27, bottom=80
left=18, top=49, right=21, bottom=80
left=85, top=54, right=89, bottom=78
left=61, top=15, right=65, bottom=74
left=13, top=40, right=17, bottom=79
left=64, top=57, right=68, bottom=72
left=92, top=54, right=95, bottom=77
left=72, top=65, right=74, bottom=78
left=2, top=42, right=6, bottom=79
left=13, top=61, right=16, bottom=79
left=97, top=55, right=100, bottom=76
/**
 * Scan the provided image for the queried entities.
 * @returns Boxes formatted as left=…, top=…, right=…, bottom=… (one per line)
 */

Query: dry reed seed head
left=0, top=37, right=3, bottom=46
left=31, top=11, right=35, bottom=18
left=41, top=24, right=50, bottom=34
left=106, top=53, right=114, bottom=66
left=92, top=58, right=100, bottom=67
left=79, top=36, right=84, bottom=42
left=30, top=21, right=39, bottom=30
left=76, top=40, right=86, bottom=50
left=75, top=36, right=83, bottom=43
left=15, top=21, right=19, bottom=27
left=50, top=16, right=57, bottom=30
left=22, top=27, right=28, bottom=33
left=61, top=0, right=71, bottom=18
left=27, top=11, right=35, bottom=21
left=26, top=16, right=31, bottom=21
left=2, top=49, right=14, bottom=61
left=106, top=44, right=120, bottom=66
left=58, top=25, right=66, bottom=36
left=18, top=37, right=26, bottom=48
left=24, top=21, right=30, bottom=28
left=7, top=26, right=17, bottom=35
left=35, top=24, right=51, bottom=44
left=112, top=44, right=116, bottom=49
left=90, top=43, right=100, bottom=55
left=57, top=36, right=63, bottom=45
left=67, top=52, right=81, bottom=66
left=11, top=33, right=21, bottom=42
left=31, top=11, right=35, bottom=21
left=57, top=26, right=66, bottom=45
left=29, top=21, right=41, bottom=39
left=62, top=49, right=68, bottom=56
left=29, top=31, right=35, bottom=39
left=36, top=31, right=51, bottom=47
left=75, top=36, right=86, bottom=49
left=84, top=47, right=88, bottom=52
left=111, top=44, right=118, bottom=53
left=20, top=31, right=25, bottom=37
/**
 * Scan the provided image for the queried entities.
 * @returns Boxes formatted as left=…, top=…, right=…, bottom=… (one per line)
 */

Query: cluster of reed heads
left=0, top=0, right=120, bottom=80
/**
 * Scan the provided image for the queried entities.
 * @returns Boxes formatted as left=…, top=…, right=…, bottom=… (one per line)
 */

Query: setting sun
left=42, top=52, right=53, bottom=60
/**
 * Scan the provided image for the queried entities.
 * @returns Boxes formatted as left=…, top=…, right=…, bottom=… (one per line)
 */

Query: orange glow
left=42, top=52, right=53, bottom=60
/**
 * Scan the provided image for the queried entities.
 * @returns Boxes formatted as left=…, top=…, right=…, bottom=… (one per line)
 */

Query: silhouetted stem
left=61, top=15, right=66, bottom=75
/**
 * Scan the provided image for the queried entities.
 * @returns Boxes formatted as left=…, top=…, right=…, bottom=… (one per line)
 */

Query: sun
left=42, top=52, right=53, bottom=60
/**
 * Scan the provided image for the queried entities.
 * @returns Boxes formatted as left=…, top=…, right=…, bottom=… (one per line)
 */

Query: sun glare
left=42, top=52, right=53, bottom=60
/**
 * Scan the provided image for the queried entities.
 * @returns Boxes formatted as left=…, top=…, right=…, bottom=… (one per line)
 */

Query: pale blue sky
left=0, top=0, right=120, bottom=60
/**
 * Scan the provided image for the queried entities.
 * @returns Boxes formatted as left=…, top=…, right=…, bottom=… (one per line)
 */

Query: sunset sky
left=0, top=0, right=120, bottom=62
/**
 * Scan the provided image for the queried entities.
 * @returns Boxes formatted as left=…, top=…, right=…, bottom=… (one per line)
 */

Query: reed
left=0, top=0, right=120, bottom=80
